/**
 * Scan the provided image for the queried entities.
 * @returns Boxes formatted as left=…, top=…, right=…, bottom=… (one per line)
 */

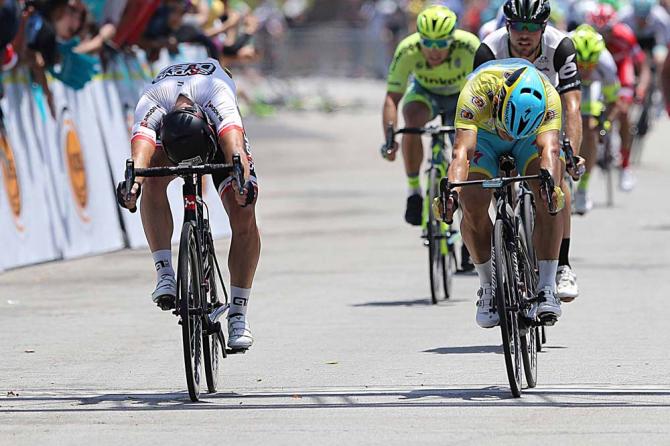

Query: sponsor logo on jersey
left=544, top=109, right=557, bottom=122
left=152, top=62, right=217, bottom=83
left=471, top=96, right=486, bottom=109
left=460, top=109, right=475, bottom=120
left=205, top=100, right=224, bottom=124
left=0, top=130, right=23, bottom=230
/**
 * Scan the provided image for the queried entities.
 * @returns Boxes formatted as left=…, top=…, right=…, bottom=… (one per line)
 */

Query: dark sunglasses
left=420, top=38, right=452, bottom=49
left=508, top=21, right=545, bottom=32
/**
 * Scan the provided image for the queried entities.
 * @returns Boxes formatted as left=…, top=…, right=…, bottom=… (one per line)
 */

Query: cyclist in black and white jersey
left=117, top=58, right=260, bottom=350
left=473, top=0, right=584, bottom=305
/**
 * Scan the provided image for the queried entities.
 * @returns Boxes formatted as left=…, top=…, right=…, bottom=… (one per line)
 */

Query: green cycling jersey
left=386, top=31, right=480, bottom=97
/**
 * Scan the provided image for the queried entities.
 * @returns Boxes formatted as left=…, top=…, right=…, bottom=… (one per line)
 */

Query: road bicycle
left=384, top=114, right=458, bottom=304
left=440, top=156, right=558, bottom=397
left=124, top=154, right=246, bottom=402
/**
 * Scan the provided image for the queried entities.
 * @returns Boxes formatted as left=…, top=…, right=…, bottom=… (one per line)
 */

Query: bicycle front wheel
left=202, top=245, right=223, bottom=394
left=492, top=219, right=522, bottom=397
left=178, top=222, right=203, bottom=402
left=426, top=168, right=449, bottom=304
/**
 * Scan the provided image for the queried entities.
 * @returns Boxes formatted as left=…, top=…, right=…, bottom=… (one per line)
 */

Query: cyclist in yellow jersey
left=442, top=59, right=566, bottom=328
left=381, top=5, right=479, bottom=227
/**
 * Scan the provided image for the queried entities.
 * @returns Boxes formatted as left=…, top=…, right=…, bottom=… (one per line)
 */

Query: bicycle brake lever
left=125, top=158, right=137, bottom=213
left=232, top=153, right=244, bottom=196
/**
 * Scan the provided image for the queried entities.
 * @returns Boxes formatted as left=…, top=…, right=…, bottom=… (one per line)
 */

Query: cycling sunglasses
left=420, top=38, right=452, bottom=49
left=507, top=21, right=545, bottom=32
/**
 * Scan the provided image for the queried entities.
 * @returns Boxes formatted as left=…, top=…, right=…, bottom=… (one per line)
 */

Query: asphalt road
left=1, top=80, right=670, bottom=445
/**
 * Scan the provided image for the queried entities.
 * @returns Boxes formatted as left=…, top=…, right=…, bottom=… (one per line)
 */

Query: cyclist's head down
left=160, top=98, right=218, bottom=165
left=494, top=66, right=547, bottom=139
left=571, top=25, right=606, bottom=72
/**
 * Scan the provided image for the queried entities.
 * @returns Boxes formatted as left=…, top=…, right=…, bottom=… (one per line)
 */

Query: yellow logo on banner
left=63, top=118, right=90, bottom=221
left=0, top=131, right=23, bottom=230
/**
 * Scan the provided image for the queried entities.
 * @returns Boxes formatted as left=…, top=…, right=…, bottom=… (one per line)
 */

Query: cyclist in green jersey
left=381, top=5, right=480, bottom=227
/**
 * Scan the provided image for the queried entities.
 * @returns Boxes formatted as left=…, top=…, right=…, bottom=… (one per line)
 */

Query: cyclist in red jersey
left=588, top=4, right=652, bottom=191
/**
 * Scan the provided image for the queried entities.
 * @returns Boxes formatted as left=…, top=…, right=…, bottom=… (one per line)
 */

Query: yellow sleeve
left=537, top=82, right=562, bottom=134
left=454, top=78, right=482, bottom=132
left=386, top=37, right=415, bottom=94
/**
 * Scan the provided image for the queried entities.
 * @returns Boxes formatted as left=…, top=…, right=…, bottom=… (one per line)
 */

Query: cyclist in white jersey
left=117, top=58, right=259, bottom=350
left=620, top=0, right=670, bottom=63
left=474, top=0, right=584, bottom=302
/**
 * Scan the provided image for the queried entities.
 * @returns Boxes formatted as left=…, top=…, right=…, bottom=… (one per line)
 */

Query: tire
left=520, top=191, right=536, bottom=269
left=492, top=219, right=522, bottom=397
left=202, top=246, right=221, bottom=394
left=178, top=222, right=203, bottom=402
left=604, top=139, right=614, bottom=208
left=427, top=168, right=448, bottom=304
left=517, top=241, right=538, bottom=388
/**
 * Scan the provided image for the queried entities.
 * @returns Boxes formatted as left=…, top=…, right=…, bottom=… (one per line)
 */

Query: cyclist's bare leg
left=140, top=150, right=175, bottom=252
left=618, top=102, right=633, bottom=168
left=401, top=101, right=431, bottom=176
left=581, top=117, right=598, bottom=175
left=221, top=192, right=260, bottom=288
left=459, top=173, right=494, bottom=264
left=561, top=181, right=571, bottom=237
left=525, top=158, right=563, bottom=261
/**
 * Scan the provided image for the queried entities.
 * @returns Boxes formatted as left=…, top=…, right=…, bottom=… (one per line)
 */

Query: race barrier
left=0, top=47, right=232, bottom=271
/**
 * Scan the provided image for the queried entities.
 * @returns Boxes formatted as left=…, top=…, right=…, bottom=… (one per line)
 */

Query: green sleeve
left=386, top=40, right=414, bottom=94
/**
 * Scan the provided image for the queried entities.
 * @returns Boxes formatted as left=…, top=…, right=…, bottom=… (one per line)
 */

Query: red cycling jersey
left=604, top=23, right=646, bottom=98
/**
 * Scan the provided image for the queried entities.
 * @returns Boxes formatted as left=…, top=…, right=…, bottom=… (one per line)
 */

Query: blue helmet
left=496, top=66, right=547, bottom=139
left=631, top=0, right=656, bottom=18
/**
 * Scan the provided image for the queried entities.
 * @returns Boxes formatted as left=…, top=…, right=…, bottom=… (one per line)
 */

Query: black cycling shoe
left=405, top=193, right=423, bottom=226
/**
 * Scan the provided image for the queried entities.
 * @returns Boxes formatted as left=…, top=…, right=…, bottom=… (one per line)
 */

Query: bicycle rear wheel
left=426, top=169, right=450, bottom=304
left=178, top=222, right=203, bottom=402
left=492, top=219, right=522, bottom=397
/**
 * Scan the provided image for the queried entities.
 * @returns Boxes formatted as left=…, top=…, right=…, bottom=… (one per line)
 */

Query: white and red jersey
left=604, top=23, right=647, bottom=92
left=132, top=58, right=243, bottom=146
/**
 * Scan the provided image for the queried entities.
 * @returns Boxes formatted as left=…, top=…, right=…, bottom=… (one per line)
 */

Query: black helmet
left=160, top=104, right=218, bottom=165
left=503, top=0, right=551, bottom=23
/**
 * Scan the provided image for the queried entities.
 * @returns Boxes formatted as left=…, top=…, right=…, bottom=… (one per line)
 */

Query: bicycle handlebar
left=382, top=123, right=455, bottom=159
left=123, top=156, right=240, bottom=213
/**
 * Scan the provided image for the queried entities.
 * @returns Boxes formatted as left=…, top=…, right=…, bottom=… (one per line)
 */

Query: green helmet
left=416, top=5, right=457, bottom=40
left=571, top=24, right=606, bottom=65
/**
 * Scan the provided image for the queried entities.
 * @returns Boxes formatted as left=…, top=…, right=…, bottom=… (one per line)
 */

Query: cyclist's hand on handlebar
left=567, top=155, right=586, bottom=181
left=540, top=183, right=565, bottom=215
left=116, top=181, right=141, bottom=212
left=380, top=141, right=398, bottom=161
left=435, top=189, right=458, bottom=224
left=232, top=178, right=256, bottom=207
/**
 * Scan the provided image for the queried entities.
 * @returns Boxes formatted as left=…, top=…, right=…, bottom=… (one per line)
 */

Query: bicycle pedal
left=539, top=315, right=557, bottom=326
left=226, top=348, right=248, bottom=355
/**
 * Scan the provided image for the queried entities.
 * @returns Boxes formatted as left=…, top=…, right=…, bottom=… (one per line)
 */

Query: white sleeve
left=131, top=94, right=166, bottom=145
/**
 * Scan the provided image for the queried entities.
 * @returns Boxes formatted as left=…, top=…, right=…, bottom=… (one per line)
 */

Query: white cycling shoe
left=556, top=265, right=579, bottom=302
left=152, top=274, right=177, bottom=310
left=476, top=284, right=499, bottom=328
left=537, top=287, right=562, bottom=321
left=228, top=313, right=254, bottom=350
left=619, top=168, right=636, bottom=192
left=574, top=189, right=592, bottom=215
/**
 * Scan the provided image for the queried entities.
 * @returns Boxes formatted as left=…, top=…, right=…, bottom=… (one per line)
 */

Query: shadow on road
left=423, top=345, right=502, bottom=355
left=352, top=297, right=470, bottom=307
left=3, top=386, right=670, bottom=412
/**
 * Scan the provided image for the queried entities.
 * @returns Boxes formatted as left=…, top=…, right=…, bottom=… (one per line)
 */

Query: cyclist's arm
left=561, top=89, right=582, bottom=156
left=554, top=37, right=582, bottom=154
left=382, top=91, right=403, bottom=137
left=448, top=128, right=477, bottom=188
left=130, top=96, right=165, bottom=185
left=536, top=130, right=562, bottom=185
left=217, top=127, right=249, bottom=180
